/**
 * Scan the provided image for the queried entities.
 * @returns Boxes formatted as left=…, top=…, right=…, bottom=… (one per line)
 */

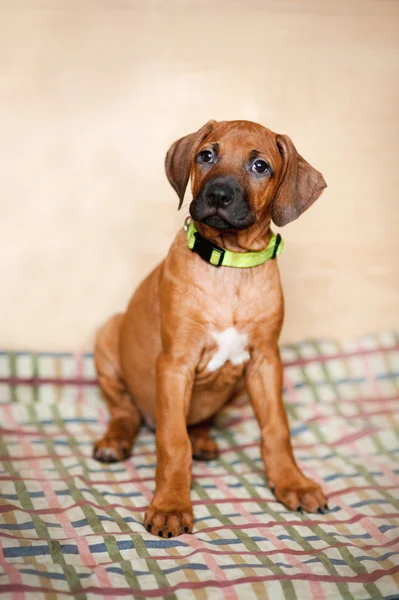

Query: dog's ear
left=271, top=134, right=327, bottom=227
left=165, top=120, right=216, bottom=209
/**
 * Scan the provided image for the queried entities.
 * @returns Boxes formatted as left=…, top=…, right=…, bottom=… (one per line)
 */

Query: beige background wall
left=0, top=0, right=398, bottom=351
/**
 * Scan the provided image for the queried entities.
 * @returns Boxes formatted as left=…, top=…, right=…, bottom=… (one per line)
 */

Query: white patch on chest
left=207, top=327, right=250, bottom=372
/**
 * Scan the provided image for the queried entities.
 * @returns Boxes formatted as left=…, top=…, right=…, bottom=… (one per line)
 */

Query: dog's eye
left=252, top=159, right=269, bottom=174
left=197, top=150, right=214, bottom=163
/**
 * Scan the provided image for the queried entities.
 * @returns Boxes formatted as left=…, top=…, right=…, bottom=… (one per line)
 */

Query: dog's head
left=165, top=120, right=326, bottom=236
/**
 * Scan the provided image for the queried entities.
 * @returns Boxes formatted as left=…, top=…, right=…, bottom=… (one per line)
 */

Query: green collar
left=185, top=220, right=284, bottom=268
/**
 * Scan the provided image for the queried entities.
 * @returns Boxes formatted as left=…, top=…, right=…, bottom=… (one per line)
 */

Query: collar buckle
left=192, top=232, right=225, bottom=267
left=271, top=233, right=282, bottom=259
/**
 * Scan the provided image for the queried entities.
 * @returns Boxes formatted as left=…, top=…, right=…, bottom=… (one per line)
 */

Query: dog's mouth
left=189, top=188, right=256, bottom=231
left=190, top=203, right=254, bottom=231
left=201, top=215, right=232, bottom=229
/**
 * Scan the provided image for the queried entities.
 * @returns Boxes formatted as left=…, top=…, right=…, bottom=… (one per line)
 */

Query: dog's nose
left=206, top=184, right=234, bottom=207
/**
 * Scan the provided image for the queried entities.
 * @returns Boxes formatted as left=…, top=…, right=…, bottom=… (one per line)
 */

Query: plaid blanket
left=0, top=332, right=398, bottom=599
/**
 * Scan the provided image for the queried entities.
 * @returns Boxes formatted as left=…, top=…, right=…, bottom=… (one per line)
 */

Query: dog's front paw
left=144, top=504, right=194, bottom=537
left=272, top=478, right=328, bottom=514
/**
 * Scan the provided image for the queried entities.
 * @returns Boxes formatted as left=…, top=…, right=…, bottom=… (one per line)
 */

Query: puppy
left=93, top=119, right=327, bottom=537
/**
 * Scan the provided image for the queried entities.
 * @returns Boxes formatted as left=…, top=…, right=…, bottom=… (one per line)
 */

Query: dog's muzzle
left=190, top=176, right=255, bottom=230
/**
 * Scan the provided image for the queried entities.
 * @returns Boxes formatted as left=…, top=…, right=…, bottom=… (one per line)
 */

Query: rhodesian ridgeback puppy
left=93, top=119, right=327, bottom=537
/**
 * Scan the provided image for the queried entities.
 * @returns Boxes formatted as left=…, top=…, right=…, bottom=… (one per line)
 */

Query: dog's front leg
left=246, top=346, right=328, bottom=513
left=144, top=354, right=194, bottom=537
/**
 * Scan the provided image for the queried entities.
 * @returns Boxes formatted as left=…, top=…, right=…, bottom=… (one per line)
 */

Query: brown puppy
left=93, top=120, right=327, bottom=538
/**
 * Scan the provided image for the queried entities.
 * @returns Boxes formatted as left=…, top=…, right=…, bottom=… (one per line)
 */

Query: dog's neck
left=194, top=219, right=273, bottom=253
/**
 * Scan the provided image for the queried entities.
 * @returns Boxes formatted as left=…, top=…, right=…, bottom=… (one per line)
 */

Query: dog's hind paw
left=93, top=437, right=131, bottom=463
left=189, top=425, right=219, bottom=461
left=192, top=436, right=219, bottom=461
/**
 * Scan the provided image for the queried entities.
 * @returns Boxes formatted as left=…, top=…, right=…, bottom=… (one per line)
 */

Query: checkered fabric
left=0, top=332, right=398, bottom=599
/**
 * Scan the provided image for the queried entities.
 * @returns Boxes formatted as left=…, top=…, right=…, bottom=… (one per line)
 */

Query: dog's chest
left=186, top=250, right=282, bottom=383
left=194, top=325, right=251, bottom=388
left=206, top=327, right=250, bottom=372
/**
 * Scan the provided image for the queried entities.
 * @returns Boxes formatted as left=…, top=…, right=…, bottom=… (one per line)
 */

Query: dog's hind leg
left=93, top=313, right=142, bottom=462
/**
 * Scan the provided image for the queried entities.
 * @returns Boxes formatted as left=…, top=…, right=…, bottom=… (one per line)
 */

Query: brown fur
left=93, top=120, right=327, bottom=537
